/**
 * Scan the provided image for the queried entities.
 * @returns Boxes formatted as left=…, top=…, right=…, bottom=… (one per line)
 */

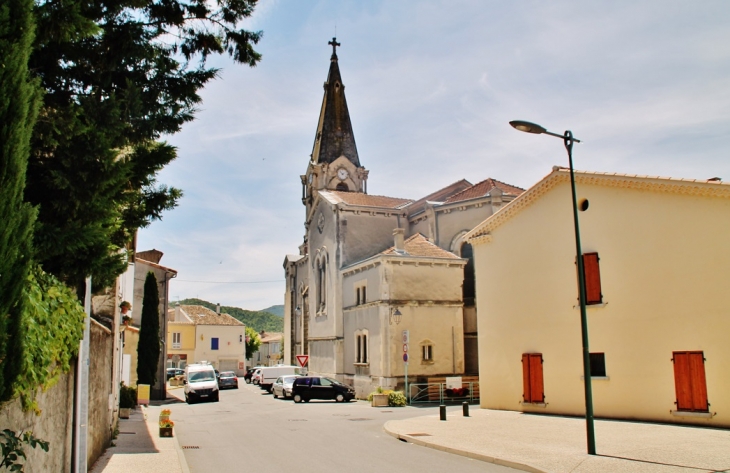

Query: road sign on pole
left=296, top=355, right=309, bottom=367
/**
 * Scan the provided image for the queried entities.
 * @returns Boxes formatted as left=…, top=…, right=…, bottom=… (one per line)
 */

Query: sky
left=137, top=0, right=730, bottom=311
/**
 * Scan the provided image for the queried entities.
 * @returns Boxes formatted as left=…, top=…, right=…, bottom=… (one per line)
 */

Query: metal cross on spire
left=328, top=37, right=341, bottom=58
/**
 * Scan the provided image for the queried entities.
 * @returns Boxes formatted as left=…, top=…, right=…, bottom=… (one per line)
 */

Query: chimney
left=216, top=303, right=221, bottom=314
left=175, top=303, right=181, bottom=321
left=393, top=228, right=405, bottom=253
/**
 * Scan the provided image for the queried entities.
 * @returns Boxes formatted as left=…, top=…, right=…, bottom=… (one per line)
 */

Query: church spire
left=310, top=37, right=360, bottom=167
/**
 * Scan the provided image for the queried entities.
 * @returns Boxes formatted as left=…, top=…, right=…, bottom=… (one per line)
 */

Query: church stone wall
left=340, top=213, right=400, bottom=267
left=386, top=262, right=464, bottom=302
left=385, top=304, right=465, bottom=378
left=307, top=200, right=339, bottom=340
left=407, top=217, right=431, bottom=241
left=432, top=204, right=496, bottom=251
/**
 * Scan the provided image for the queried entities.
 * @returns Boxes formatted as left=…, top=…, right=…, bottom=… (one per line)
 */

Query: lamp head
left=509, top=120, right=547, bottom=135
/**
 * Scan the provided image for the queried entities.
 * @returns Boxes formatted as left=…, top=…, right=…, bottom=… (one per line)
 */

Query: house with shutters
left=465, top=166, right=730, bottom=427
left=167, top=304, right=247, bottom=375
left=254, top=331, right=284, bottom=366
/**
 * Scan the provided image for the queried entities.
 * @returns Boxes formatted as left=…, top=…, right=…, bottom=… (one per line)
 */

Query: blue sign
left=403, top=353, right=408, bottom=362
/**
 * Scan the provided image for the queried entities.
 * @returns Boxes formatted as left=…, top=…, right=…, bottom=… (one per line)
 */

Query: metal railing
left=408, top=381, right=479, bottom=405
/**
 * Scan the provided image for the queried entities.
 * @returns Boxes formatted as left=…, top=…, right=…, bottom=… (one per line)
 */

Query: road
left=170, top=381, right=519, bottom=472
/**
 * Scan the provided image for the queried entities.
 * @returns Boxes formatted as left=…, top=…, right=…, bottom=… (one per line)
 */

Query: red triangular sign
left=296, top=355, right=309, bottom=367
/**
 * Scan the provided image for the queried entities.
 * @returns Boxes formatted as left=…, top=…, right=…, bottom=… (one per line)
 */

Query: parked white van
left=258, top=366, right=302, bottom=391
left=184, top=363, right=219, bottom=403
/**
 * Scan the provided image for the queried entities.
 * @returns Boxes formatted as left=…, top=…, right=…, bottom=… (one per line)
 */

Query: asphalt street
left=170, top=381, right=519, bottom=472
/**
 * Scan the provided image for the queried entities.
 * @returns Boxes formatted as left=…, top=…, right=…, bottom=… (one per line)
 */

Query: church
left=283, top=39, right=524, bottom=398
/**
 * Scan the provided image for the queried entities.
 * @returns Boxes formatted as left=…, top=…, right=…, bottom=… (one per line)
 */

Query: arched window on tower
left=316, top=256, right=327, bottom=314
left=336, top=182, right=349, bottom=192
left=461, top=242, right=475, bottom=306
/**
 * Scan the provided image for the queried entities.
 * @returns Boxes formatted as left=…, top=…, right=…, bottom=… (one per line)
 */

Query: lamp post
left=509, top=120, right=596, bottom=455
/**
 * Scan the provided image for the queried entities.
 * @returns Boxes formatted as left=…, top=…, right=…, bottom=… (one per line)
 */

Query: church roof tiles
left=323, top=190, right=413, bottom=209
left=381, top=234, right=461, bottom=259
left=444, top=178, right=525, bottom=204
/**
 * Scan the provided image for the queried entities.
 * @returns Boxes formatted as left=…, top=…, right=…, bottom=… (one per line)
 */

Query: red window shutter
left=689, top=352, right=708, bottom=411
left=673, top=351, right=708, bottom=412
left=522, top=353, right=544, bottom=403
left=529, top=354, right=544, bottom=403
left=673, top=352, right=692, bottom=410
left=582, top=253, right=602, bottom=305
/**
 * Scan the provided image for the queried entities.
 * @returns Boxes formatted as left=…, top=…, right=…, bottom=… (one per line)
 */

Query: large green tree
left=137, top=271, right=160, bottom=385
left=26, top=0, right=262, bottom=292
left=0, top=0, right=41, bottom=403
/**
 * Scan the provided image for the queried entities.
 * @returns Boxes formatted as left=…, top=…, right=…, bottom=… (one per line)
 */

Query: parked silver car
left=271, top=375, right=301, bottom=399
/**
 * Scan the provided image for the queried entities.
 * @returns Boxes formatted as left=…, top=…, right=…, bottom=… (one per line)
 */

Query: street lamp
left=389, top=307, right=402, bottom=325
left=509, top=120, right=596, bottom=455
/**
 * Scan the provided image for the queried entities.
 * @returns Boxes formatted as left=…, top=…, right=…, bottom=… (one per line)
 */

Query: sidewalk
left=383, top=408, right=730, bottom=473
left=89, top=392, right=190, bottom=473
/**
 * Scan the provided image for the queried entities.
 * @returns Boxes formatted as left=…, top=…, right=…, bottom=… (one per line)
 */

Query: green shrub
left=368, top=387, right=394, bottom=402
left=388, top=391, right=407, bottom=407
left=119, top=384, right=137, bottom=409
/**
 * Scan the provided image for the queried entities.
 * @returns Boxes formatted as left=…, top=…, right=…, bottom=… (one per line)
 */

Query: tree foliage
left=26, top=0, right=262, bottom=291
left=245, top=326, right=261, bottom=361
left=14, top=267, right=85, bottom=413
left=137, top=271, right=160, bottom=385
left=0, top=0, right=41, bottom=403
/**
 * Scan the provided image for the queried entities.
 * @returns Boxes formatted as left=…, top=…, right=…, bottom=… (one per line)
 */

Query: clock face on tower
left=337, top=168, right=349, bottom=181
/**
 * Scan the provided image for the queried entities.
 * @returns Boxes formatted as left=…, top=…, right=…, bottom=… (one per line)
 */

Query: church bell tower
left=302, top=38, right=369, bottom=216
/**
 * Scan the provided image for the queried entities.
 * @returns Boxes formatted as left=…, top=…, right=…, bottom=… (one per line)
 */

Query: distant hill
left=174, top=298, right=283, bottom=332
left=260, top=305, right=284, bottom=317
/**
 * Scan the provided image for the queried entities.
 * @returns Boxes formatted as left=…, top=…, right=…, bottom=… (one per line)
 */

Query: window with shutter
left=673, top=351, right=708, bottom=412
left=521, top=353, right=544, bottom=403
left=582, top=252, right=602, bottom=305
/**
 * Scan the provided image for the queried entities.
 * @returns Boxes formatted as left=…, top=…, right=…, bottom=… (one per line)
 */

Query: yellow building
left=167, top=304, right=247, bottom=375
left=466, top=168, right=730, bottom=427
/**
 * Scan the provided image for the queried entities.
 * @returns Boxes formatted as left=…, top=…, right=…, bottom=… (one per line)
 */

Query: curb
left=173, top=431, right=191, bottom=473
left=382, top=420, right=546, bottom=473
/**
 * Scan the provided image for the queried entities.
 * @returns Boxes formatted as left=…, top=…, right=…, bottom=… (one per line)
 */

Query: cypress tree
left=0, top=0, right=40, bottom=402
left=137, top=272, right=160, bottom=386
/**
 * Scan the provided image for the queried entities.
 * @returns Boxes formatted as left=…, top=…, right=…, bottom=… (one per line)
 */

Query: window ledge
left=574, top=302, right=608, bottom=309
left=421, top=360, right=435, bottom=365
left=520, top=402, right=547, bottom=408
left=580, top=375, right=610, bottom=381
left=353, top=362, right=369, bottom=366
left=670, top=410, right=714, bottom=418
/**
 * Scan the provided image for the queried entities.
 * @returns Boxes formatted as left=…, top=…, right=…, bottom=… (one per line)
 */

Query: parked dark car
left=243, top=368, right=254, bottom=383
left=292, top=376, right=355, bottom=403
left=166, top=368, right=184, bottom=380
left=218, top=371, right=239, bottom=389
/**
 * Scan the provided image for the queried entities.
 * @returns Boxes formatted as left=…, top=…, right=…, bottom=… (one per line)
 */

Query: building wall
left=87, top=320, right=113, bottom=467
left=0, top=373, right=75, bottom=472
left=342, top=258, right=466, bottom=397
left=0, top=322, right=116, bottom=472
left=122, top=327, right=140, bottom=386
left=193, top=325, right=246, bottom=375
left=473, top=178, right=730, bottom=427
left=386, top=261, right=464, bottom=302
left=340, top=212, right=400, bottom=267
left=167, top=322, right=196, bottom=368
